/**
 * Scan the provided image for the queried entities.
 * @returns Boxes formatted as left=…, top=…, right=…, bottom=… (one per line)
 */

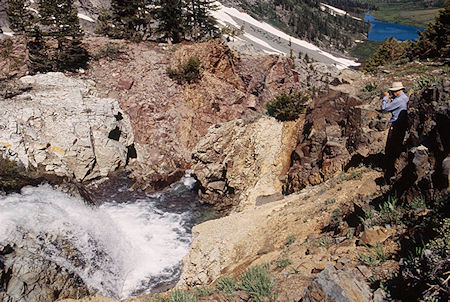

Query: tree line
left=362, top=1, right=449, bottom=72
left=5, top=0, right=219, bottom=73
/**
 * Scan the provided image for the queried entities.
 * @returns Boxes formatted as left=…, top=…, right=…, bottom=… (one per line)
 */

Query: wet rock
left=0, top=235, right=90, bottom=302
left=301, top=264, right=372, bottom=302
left=0, top=72, right=134, bottom=182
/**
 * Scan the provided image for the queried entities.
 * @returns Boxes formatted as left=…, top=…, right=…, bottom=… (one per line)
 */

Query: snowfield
left=212, top=3, right=359, bottom=69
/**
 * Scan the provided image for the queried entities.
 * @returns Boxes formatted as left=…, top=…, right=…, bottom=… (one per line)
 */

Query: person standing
left=382, top=81, right=409, bottom=182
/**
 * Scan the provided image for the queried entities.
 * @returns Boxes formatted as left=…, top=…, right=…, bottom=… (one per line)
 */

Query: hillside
left=220, top=0, right=369, bottom=51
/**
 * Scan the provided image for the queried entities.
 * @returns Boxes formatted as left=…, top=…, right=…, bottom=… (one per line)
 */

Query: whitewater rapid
left=0, top=176, right=206, bottom=299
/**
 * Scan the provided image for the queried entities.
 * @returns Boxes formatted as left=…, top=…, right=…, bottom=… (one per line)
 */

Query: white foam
left=0, top=184, right=191, bottom=299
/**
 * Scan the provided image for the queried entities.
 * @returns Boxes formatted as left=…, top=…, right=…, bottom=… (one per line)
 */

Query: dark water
left=365, top=12, right=424, bottom=41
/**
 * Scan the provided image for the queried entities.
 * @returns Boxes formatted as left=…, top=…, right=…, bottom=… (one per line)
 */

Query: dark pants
left=384, top=110, right=408, bottom=180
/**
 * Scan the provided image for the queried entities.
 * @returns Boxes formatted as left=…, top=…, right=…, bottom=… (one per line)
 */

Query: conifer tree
left=6, top=0, right=34, bottom=34
left=185, top=0, right=218, bottom=41
left=156, top=0, right=184, bottom=43
left=107, top=0, right=153, bottom=40
left=37, top=0, right=88, bottom=71
left=409, top=0, right=449, bottom=59
left=27, top=26, right=53, bottom=73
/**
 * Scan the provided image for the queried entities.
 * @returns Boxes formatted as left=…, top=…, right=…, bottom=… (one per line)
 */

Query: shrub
left=266, top=91, right=309, bottom=121
left=359, top=244, right=387, bottom=266
left=93, top=42, right=126, bottom=61
left=275, top=258, right=292, bottom=269
left=285, top=234, right=296, bottom=247
left=167, top=57, right=201, bottom=84
left=215, top=276, right=237, bottom=294
left=239, top=264, right=275, bottom=302
left=193, top=286, right=213, bottom=297
left=362, top=38, right=411, bottom=73
left=168, top=289, right=197, bottom=302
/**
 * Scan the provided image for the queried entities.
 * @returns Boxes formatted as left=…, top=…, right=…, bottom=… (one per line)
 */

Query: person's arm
left=382, top=94, right=402, bottom=112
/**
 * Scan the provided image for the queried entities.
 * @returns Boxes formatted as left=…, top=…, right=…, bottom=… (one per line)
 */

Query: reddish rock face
left=86, top=38, right=303, bottom=190
left=286, top=89, right=388, bottom=192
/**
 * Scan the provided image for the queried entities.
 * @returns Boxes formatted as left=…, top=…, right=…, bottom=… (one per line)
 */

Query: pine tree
left=27, top=26, right=53, bottom=73
left=409, top=1, right=450, bottom=59
left=156, top=0, right=184, bottom=43
left=185, top=0, right=218, bottom=41
left=108, top=0, right=153, bottom=40
left=37, top=0, right=88, bottom=71
left=6, top=0, right=34, bottom=34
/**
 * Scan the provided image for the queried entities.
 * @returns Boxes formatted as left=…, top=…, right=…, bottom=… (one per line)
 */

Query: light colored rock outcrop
left=0, top=72, right=134, bottom=181
left=178, top=170, right=382, bottom=291
left=191, top=115, right=303, bottom=210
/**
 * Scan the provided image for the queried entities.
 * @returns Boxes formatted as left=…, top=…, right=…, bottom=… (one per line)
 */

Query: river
left=0, top=173, right=214, bottom=299
left=364, top=12, right=424, bottom=41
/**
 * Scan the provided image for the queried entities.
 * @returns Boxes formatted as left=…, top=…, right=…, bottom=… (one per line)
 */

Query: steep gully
left=1, top=38, right=448, bottom=301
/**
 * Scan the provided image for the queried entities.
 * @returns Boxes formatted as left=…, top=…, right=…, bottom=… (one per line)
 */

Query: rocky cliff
left=192, top=115, right=302, bottom=210
left=0, top=72, right=134, bottom=182
left=86, top=38, right=311, bottom=190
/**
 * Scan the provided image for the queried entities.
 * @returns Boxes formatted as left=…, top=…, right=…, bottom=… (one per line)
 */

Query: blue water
left=365, top=12, right=424, bottom=41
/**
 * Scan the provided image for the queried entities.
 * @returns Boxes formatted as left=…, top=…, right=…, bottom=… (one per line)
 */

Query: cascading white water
left=0, top=176, right=204, bottom=299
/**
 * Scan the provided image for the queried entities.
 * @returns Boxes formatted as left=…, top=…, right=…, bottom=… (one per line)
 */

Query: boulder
left=301, top=264, right=373, bottom=302
left=0, top=72, right=134, bottom=182
left=191, top=115, right=302, bottom=210
left=286, top=90, right=387, bottom=192
left=359, top=226, right=395, bottom=246
left=0, top=236, right=90, bottom=302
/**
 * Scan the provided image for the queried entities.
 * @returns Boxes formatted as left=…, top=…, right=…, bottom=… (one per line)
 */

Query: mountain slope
left=220, top=0, right=369, bottom=51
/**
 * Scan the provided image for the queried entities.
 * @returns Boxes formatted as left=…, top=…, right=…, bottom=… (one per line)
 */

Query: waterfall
left=0, top=175, right=206, bottom=299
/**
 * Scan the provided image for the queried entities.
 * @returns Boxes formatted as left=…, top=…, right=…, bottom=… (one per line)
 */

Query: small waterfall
left=0, top=175, right=209, bottom=299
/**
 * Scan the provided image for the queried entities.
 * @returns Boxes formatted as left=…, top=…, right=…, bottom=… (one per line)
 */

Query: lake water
left=365, top=12, right=424, bottom=41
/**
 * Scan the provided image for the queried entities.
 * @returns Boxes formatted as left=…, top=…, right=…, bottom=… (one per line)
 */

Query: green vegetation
left=266, top=92, right=309, bottom=122
left=239, top=264, right=276, bottom=302
left=97, top=0, right=219, bottom=42
left=92, top=42, right=127, bottom=61
left=359, top=244, right=388, bottom=266
left=193, top=286, right=213, bottom=297
left=367, top=1, right=442, bottom=27
left=275, top=258, right=292, bottom=269
left=167, top=289, right=197, bottom=302
left=360, top=194, right=403, bottom=227
left=362, top=2, right=449, bottom=71
left=348, top=40, right=383, bottom=63
left=6, top=0, right=88, bottom=73
left=285, top=234, right=296, bottom=247
left=167, top=57, right=201, bottom=84
left=215, top=276, right=237, bottom=294
left=236, top=0, right=369, bottom=51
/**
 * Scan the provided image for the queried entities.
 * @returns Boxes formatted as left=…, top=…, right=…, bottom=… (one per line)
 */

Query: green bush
left=215, top=276, right=237, bottom=294
left=275, top=258, right=292, bottom=269
left=239, top=264, right=275, bottom=302
left=167, top=57, right=201, bottom=84
left=362, top=37, right=411, bottom=73
left=266, top=91, right=309, bottom=121
left=168, top=289, right=197, bottom=302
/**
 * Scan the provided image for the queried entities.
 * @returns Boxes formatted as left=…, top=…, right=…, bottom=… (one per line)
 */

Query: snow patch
left=320, top=3, right=362, bottom=21
left=212, top=3, right=359, bottom=69
left=78, top=13, right=95, bottom=23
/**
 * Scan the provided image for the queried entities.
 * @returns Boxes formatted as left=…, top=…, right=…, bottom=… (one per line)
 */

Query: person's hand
left=384, top=91, right=390, bottom=97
